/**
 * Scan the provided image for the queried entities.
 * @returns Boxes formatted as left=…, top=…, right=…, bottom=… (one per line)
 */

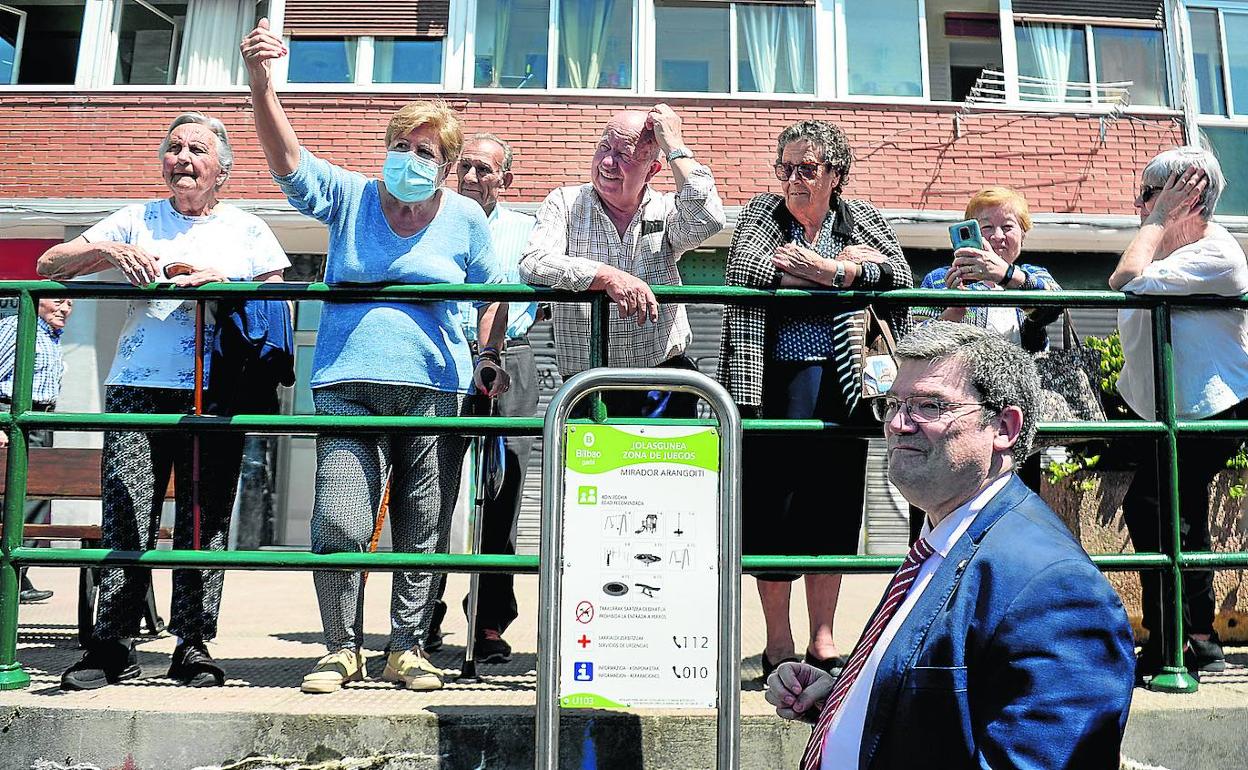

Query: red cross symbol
left=578, top=635, right=591, bottom=648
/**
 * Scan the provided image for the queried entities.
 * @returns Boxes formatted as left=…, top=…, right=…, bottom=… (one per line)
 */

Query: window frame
left=0, top=4, right=27, bottom=85
left=645, top=1, right=818, bottom=97
left=1186, top=4, right=1248, bottom=120
left=278, top=33, right=449, bottom=90
left=464, top=0, right=642, bottom=96
left=112, top=0, right=183, bottom=86
left=1010, top=14, right=1173, bottom=108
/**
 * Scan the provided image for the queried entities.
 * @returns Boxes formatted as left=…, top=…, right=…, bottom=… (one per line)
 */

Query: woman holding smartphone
left=915, top=186, right=1062, bottom=352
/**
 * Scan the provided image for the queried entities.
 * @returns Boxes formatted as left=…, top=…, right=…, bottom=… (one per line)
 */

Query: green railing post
left=588, top=294, right=610, bottom=422
left=0, top=290, right=35, bottom=690
left=1147, top=303, right=1198, bottom=693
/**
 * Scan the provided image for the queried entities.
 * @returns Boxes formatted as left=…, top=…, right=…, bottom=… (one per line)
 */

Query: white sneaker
left=301, top=648, right=365, bottom=694
left=381, top=646, right=444, bottom=691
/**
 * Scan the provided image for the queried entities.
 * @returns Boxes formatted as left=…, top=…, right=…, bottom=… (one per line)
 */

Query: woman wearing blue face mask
left=243, top=22, right=510, bottom=695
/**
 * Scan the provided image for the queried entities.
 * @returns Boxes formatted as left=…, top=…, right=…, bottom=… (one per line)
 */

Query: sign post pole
left=536, top=368, right=742, bottom=769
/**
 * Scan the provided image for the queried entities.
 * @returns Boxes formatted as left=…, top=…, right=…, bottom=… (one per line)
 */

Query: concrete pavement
left=3, top=565, right=1245, bottom=769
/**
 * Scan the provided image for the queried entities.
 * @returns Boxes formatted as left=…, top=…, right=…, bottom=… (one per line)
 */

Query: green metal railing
left=1, top=280, right=1244, bottom=695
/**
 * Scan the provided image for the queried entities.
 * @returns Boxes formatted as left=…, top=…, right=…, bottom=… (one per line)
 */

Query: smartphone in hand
left=948, top=219, right=982, bottom=252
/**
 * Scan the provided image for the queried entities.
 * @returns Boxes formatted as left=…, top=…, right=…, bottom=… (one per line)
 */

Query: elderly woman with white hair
left=38, top=112, right=290, bottom=690
left=1107, top=146, right=1248, bottom=684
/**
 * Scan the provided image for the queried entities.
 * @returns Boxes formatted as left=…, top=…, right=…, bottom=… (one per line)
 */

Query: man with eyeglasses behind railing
left=519, top=104, right=725, bottom=417
left=765, top=321, right=1134, bottom=769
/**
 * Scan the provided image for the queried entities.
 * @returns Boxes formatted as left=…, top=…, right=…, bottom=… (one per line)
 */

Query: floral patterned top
left=82, top=200, right=289, bottom=389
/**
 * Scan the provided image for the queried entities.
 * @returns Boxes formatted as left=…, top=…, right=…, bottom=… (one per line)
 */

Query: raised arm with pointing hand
left=240, top=18, right=300, bottom=176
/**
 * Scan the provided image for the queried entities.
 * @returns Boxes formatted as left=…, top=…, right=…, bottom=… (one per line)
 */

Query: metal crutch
left=457, top=383, right=498, bottom=683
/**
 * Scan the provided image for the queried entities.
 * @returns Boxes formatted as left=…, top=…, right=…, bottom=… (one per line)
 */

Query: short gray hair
left=159, top=112, right=234, bottom=175
left=775, top=119, right=853, bottom=196
left=895, top=321, right=1040, bottom=460
left=468, top=132, right=514, bottom=172
left=1141, top=146, right=1225, bottom=219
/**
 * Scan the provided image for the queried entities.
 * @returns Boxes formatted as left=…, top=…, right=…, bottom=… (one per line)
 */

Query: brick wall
left=1, top=91, right=1184, bottom=214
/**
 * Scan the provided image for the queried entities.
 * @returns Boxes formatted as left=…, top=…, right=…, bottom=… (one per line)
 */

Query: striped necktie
left=800, top=537, right=937, bottom=770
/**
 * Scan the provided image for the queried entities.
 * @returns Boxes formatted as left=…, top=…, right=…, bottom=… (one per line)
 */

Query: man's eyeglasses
left=458, top=161, right=499, bottom=178
left=871, top=395, right=990, bottom=424
left=774, top=161, right=830, bottom=181
left=1139, top=185, right=1162, bottom=204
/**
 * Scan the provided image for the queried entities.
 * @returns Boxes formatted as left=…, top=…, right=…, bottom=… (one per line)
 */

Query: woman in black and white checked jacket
left=715, top=119, right=912, bottom=681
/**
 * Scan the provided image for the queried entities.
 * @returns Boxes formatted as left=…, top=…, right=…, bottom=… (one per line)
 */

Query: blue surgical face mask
left=382, top=150, right=440, bottom=203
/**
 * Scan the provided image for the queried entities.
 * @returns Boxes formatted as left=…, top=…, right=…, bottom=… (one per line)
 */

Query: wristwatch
left=667, top=147, right=694, bottom=162
left=831, top=261, right=847, bottom=288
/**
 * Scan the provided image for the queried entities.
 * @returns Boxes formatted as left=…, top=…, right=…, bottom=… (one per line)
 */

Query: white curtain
left=374, top=38, right=395, bottom=83
left=780, top=6, right=810, bottom=94
left=560, top=0, right=615, bottom=88
left=491, top=0, right=513, bottom=86
left=739, top=4, right=781, bottom=93
left=177, top=0, right=253, bottom=86
left=1018, top=23, right=1074, bottom=102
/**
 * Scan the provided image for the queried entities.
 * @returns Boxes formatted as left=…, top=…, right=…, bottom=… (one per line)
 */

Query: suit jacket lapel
left=857, top=476, right=1030, bottom=770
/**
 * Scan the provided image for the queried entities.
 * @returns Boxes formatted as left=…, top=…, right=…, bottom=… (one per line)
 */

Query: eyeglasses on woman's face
left=871, top=395, right=989, bottom=424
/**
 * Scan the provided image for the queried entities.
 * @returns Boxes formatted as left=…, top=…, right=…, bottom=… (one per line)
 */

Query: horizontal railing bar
left=8, top=280, right=1247, bottom=309
left=1179, top=551, right=1248, bottom=568
left=12, top=413, right=1178, bottom=437
left=14, top=548, right=540, bottom=572
left=14, top=548, right=1216, bottom=574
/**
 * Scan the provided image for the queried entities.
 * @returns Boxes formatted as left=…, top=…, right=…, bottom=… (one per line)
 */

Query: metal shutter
left=283, top=0, right=449, bottom=37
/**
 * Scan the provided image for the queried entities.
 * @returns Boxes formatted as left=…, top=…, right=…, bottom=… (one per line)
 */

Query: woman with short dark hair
left=717, top=119, right=912, bottom=680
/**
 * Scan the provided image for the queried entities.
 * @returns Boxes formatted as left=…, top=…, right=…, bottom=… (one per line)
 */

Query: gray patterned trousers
left=311, top=381, right=466, bottom=653
left=94, top=385, right=243, bottom=642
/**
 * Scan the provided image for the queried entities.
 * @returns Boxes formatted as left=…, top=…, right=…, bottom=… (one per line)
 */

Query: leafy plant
left=1043, top=328, right=1248, bottom=496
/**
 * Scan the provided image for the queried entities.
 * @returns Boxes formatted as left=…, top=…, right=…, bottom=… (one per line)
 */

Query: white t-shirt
left=82, top=199, right=290, bottom=389
left=1118, top=226, right=1248, bottom=419
left=982, top=284, right=1022, bottom=347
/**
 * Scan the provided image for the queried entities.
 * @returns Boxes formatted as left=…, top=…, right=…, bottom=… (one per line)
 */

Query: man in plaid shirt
left=0, top=297, right=73, bottom=603
left=519, top=104, right=725, bottom=415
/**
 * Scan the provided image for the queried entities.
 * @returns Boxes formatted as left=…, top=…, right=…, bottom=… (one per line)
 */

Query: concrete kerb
left=6, top=569, right=1247, bottom=769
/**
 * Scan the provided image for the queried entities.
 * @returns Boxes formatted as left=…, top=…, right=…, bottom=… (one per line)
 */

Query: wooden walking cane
left=363, top=476, right=392, bottom=586
left=192, top=301, right=204, bottom=551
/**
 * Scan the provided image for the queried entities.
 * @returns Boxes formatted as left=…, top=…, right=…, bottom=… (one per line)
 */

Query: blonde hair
left=965, top=186, right=1033, bottom=232
left=385, top=101, right=463, bottom=163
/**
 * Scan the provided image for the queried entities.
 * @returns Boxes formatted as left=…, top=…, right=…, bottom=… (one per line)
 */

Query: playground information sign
left=558, top=423, right=720, bottom=709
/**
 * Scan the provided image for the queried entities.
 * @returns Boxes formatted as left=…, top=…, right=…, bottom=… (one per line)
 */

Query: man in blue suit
left=767, top=321, right=1135, bottom=769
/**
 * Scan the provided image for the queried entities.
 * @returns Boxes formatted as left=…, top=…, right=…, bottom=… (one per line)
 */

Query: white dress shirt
left=821, top=474, right=1013, bottom=769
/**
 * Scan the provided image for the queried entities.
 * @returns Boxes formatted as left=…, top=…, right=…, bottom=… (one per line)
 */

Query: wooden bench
left=0, top=447, right=176, bottom=646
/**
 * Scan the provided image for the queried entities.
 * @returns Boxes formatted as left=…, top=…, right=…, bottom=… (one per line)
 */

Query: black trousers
left=17, top=428, right=53, bottom=589
left=1101, top=398, right=1248, bottom=639
left=470, top=342, right=538, bottom=634
left=575, top=355, right=701, bottom=419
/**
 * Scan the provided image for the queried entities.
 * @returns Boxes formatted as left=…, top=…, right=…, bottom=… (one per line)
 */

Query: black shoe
left=804, top=650, right=847, bottom=678
left=167, top=640, right=225, bottom=687
left=61, top=639, right=140, bottom=690
left=424, top=600, right=447, bottom=653
left=760, top=652, right=800, bottom=681
left=474, top=629, right=512, bottom=664
left=1187, top=636, right=1226, bottom=674
left=18, top=588, right=53, bottom=604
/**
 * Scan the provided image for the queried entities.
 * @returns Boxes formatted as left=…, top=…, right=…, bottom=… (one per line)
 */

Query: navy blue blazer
left=852, top=475, right=1134, bottom=770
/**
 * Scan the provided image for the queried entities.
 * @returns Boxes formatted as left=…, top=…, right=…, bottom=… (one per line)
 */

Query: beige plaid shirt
left=520, top=164, right=725, bottom=376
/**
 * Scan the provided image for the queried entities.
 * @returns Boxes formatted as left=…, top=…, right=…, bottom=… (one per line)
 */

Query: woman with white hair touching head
left=39, top=111, right=290, bottom=691
left=1108, top=145, right=1248, bottom=684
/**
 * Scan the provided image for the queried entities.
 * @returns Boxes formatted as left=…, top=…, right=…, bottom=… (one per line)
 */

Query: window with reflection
left=115, top=0, right=187, bottom=85
left=475, top=0, right=550, bottom=88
